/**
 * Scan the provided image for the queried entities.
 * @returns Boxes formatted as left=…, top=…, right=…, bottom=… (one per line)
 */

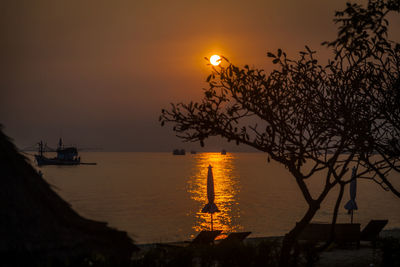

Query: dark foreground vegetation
left=4, top=236, right=400, bottom=266
left=133, top=240, right=314, bottom=267
left=132, top=238, right=400, bottom=267
left=379, top=237, right=400, bottom=267
left=0, top=125, right=137, bottom=266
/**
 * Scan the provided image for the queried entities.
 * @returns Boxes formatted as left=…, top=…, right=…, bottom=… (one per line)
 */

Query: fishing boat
left=35, top=138, right=81, bottom=166
left=172, top=149, right=185, bottom=155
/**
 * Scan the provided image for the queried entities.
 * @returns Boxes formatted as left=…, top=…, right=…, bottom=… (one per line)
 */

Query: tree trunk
left=319, top=183, right=345, bottom=251
left=278, top=203, right=319, bottom=267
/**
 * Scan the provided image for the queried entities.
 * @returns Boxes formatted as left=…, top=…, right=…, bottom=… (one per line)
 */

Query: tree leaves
left=267, top=52, right=275, bottom=58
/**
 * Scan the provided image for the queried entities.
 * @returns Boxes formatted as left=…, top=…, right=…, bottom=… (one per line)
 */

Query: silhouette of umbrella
left=201, top=164, right=219, bottom=230
left=344, top=166, right=358, bottom=223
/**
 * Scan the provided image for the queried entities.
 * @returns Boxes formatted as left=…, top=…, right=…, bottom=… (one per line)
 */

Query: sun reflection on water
left=188, top=153, right=242, bottom=238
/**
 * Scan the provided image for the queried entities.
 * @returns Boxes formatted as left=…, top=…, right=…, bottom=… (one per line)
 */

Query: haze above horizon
left=2, top=0, right=399, bottom=152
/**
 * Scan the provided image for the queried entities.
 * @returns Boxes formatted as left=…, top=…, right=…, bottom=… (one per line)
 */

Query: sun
left=210, top=55, right=221, bottom=66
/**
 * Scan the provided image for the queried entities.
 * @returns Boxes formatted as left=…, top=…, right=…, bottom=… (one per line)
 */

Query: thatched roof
left=0, top=126, right=137, bottom=265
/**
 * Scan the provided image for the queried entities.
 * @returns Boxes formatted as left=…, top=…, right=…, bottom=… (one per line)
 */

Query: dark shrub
left=379, top=237, right=400, bottom=267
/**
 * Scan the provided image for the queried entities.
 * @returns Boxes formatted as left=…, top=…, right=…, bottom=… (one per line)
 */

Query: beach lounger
left=219, top=231, right=252, bottom=245
left=155, top=230, right=222, bottom=249
left=360, top=219, right=388, bottom=243
left=191, top=230, right=222, bottom=245
left=297, top=223, right=361, bottom=247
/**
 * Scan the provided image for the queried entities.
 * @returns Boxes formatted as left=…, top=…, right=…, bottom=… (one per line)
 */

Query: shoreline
left=137, top=235, right=283, bottom=250
left=136, top=228, right=400, bottom=248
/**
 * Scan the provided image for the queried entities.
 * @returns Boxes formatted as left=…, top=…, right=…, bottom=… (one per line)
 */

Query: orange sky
left=1, top=0, right=399, bottom=151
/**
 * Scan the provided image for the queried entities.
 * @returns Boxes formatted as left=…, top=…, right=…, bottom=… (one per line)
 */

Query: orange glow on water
left=188, top=153, right=242, bottom=238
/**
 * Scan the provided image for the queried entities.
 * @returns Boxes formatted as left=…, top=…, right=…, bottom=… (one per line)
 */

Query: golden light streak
left=187, top=152, right=242, bottom=239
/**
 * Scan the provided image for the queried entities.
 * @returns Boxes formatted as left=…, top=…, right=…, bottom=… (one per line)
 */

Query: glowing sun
left=210, top=55, right=221, bottom=66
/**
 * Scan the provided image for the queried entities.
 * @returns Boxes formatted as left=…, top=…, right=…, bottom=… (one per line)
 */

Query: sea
left=27, top=152, right=400, bottom=244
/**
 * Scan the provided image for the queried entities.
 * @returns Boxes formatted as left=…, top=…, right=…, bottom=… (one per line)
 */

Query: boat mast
left=38, top=141, right=43, bottom=157
left=58, top=138, right=63, bottom=150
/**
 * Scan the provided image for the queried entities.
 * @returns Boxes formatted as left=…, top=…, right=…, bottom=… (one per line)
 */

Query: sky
left=1, top=0, right=399, bottom=152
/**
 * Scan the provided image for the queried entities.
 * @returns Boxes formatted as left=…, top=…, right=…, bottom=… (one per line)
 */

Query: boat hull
left=35, top=155, right=80, bottom=166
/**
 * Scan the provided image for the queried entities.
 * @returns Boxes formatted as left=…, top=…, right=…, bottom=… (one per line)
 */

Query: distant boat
left=172, top=149, right=186, bottom=155
left=221, top=149, right=227, bottom=155
left=34, top=138, right=94, bottom=166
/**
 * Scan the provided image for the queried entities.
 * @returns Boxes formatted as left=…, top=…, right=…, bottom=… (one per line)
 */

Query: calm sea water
left=28, top=152, right=400, bottom=244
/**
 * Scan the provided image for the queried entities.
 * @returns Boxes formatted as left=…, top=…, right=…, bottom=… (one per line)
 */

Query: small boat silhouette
left=172, top=149, right=185, bottom=155
left=35, top=138, right=95, bottom=166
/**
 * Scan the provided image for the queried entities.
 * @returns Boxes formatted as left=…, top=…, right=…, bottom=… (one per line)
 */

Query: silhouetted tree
left=317, top=0, right=400, bottom=251
left=323, top=0, right=400, bottom=198
left=160, top=0, right=400, bottom=266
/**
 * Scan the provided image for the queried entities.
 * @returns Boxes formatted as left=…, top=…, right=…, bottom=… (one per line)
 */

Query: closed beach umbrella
left=344, top=166, right=358, bottom=223
left=201, top=165, right=219, bottom=230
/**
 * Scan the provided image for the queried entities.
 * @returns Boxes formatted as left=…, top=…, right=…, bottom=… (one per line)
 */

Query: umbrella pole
left=211, top=213, right=213, bottom=231
left=351, top=210, right=353, bottom=224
